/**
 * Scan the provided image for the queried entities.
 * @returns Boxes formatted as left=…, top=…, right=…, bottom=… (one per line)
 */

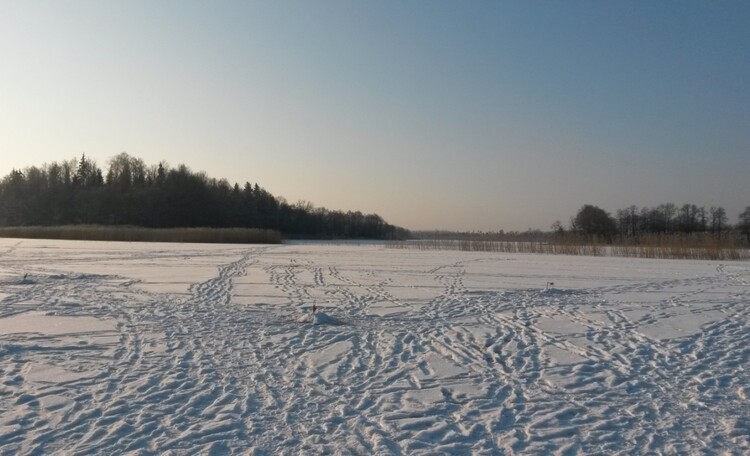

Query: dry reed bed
left=385, top=239, right=750, bottom=261
left=0, top=226, right=281, bottom=244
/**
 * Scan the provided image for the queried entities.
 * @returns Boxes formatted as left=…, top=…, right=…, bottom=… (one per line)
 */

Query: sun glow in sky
left=2, top=1, right=749, bottom=231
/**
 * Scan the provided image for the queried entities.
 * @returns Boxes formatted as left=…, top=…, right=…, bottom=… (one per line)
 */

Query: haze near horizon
left=2, top=1, right=749, bottom=231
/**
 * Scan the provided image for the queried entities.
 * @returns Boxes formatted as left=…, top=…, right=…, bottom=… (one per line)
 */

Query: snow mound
left=539, top=287, right=578, bottom=296
left=540, top=287, right=561, bottom=295
left=312, top=311, right=344, bottom=326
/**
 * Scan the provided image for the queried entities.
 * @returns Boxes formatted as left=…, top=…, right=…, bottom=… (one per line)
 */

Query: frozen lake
left=1, top=239, right=748, bottom=454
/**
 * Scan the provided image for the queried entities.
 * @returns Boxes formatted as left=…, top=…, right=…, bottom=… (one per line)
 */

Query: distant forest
left=0, top=153, right=410, bottom=240
left=560, top=203, right=750, bottom=243
left=414, top=202, right=750, bottom=247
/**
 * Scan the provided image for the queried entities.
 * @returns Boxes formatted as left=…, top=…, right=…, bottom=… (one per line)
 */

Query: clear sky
left=2, top=1, right=749, bottom=231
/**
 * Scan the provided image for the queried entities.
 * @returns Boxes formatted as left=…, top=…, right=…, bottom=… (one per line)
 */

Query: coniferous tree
left=0, top=153, right=409, bottom=239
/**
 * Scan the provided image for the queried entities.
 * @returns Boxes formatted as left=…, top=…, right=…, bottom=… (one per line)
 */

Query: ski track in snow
left=0, top=240, right=749, bottom=455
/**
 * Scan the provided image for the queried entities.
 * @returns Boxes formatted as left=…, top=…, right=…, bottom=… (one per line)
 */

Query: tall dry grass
left=386, top=234, right=749, bottom=261
left=0, top=225, right=281, bottom=244
left=385, top=240, right=607, bottom=256
left=609, top=233, right=747, bottom=260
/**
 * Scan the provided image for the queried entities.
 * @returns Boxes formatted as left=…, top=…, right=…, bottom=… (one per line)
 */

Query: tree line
left=0, top=153, right=410, bottom=240
left=561, top=203, right=750, bottom=243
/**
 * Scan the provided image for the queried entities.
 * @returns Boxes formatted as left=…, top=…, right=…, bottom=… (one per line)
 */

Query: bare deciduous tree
left=738, top=206, right=750, bottom=244
left=709, top=206, right=728, bottom=237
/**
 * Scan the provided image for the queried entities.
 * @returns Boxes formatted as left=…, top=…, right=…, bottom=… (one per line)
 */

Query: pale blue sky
left=2, top=1, right=749, bottom=230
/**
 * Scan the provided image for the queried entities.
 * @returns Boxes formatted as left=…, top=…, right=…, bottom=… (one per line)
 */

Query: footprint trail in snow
left=0, top=239, right=748, bottom=454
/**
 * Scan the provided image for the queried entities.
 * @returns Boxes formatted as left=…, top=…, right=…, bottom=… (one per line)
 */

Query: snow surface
left=0, top=239, right=748, bottom=454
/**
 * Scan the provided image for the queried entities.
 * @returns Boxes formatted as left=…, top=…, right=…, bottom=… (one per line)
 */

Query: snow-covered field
left=1, top=239, right=748, bottom=455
